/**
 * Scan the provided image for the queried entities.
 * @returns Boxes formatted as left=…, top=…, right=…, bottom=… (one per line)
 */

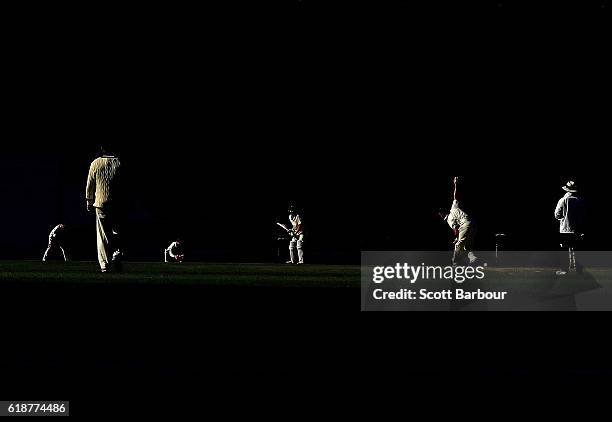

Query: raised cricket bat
left=276, top=222, right=291, bottom=232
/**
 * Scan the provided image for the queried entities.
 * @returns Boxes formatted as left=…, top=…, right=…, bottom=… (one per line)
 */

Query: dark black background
left=2, top=1, right=609, bottom=261
left=1, top=0, right=611, bottom=415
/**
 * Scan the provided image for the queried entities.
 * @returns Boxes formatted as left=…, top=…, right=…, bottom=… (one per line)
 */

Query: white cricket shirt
left=290, top=214, right=302, bottom=232
left=447, top=200, right=471, bottom=229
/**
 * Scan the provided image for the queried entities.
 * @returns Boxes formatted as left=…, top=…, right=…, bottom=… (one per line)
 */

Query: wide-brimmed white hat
left=562, top=180, right=578, bottom=193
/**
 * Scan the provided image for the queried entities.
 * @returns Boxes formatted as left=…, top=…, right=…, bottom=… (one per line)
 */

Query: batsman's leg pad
left=297, top=241, right=304, bottom=264
left=289, top=239, right=297, bottom=263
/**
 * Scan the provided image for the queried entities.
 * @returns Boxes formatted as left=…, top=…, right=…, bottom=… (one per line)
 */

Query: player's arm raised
left=453, top=177, right=459, bottom=201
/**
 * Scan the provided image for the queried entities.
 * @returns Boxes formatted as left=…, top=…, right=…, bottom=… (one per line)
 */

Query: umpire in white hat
left=554, top=180, right=586, bottom=275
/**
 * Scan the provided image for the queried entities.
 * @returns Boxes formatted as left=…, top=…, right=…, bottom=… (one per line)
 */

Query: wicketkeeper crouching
left=42, top=223, right=68, bottom=262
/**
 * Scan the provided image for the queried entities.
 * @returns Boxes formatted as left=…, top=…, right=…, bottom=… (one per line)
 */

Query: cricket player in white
left=287, top=203, right=305, bottom=265
left=555, top=180, right=586, bottom=275
left=165, top=240, right=184, bottom=263
left=440, top=177, right=478, bottom=265
left=86, top=145, right=122, bottom=273
left=42, top=224, right=67, bottom=262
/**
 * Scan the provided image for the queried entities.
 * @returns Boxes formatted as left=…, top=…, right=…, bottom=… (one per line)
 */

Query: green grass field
left=0, top=261, right=360, bottom=288
left=3, top=261, right=612, bottom=290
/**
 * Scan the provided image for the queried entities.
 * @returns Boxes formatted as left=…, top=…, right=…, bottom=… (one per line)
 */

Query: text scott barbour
left=371, top=263, right=508, bottom=301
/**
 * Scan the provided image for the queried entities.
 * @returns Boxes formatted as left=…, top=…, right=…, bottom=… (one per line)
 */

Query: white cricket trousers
left=453, top=222, right=477, bottom=265
left=289, top=234, right=304, bottom=264
left=96, top=207, right=121, bottom=271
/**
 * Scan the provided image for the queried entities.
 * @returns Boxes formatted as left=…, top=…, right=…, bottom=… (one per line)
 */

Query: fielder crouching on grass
left=164, top=239, right=184, bottom=263
left=86, top=144, right=123, bottom=273
left=42, top=223, right=67, bottom=262
left=438, top=177, right=478, bottom=266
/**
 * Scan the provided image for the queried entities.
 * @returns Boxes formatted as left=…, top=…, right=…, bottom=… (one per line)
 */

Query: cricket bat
left=277, top=222, right=301, bottom=239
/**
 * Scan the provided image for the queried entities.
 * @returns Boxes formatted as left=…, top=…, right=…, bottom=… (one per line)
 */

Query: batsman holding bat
left=438, top=177, right=478, bottom=265
left=277, top=202, right=305, bottom=264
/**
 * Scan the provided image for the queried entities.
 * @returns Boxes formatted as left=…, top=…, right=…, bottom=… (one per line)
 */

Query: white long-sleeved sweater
left=86, top=156, right=121, bottom=208
left=554, top=192, right=585, bottom=234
